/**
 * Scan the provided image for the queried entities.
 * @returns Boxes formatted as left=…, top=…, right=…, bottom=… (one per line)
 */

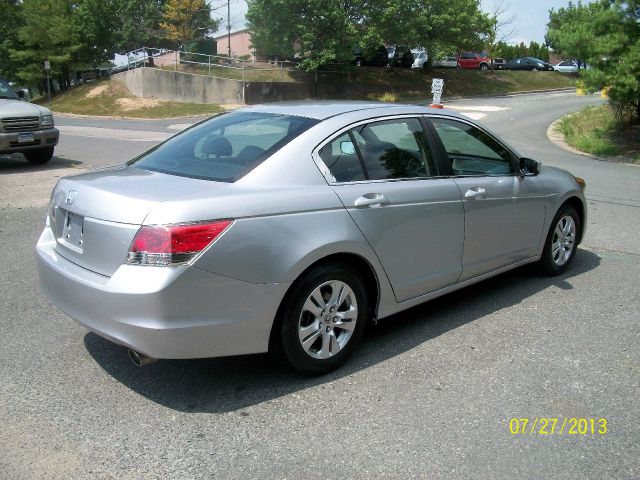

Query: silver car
left=37, top=102, right=587, bottom=374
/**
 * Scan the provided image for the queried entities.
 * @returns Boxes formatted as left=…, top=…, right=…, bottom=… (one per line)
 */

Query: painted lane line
left=167, top=123, right=195, bottom=131
left=445, top=105, right=510, bottom=112
left=458, top=112, right=487, bottom=120
left=58, top=126, right=171, bottom=142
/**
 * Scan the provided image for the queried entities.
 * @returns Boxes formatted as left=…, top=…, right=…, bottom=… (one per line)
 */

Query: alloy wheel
left=551, top=215, right=576, bottom=266
left=298, top=280, right=358, bottom=359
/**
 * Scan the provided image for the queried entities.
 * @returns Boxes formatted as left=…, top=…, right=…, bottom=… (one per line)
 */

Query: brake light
left=126, top=220, right=232, bottom=266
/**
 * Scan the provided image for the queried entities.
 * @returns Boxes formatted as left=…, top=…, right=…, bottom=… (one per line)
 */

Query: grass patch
left=37, top=67, right=577, bottom=119
left=35, top=79, right=223, bottom=118
left=557, top=105, right=640, bottom=161
left=158, top=64, right=576, bottom=98
left=375, top=92, right=398, bottom=102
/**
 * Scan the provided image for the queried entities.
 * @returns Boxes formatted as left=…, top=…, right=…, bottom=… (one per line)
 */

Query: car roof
left=238, top=101, right=468, bottom=121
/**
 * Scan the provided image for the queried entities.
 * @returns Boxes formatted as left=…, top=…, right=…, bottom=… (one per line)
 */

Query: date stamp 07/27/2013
left=509, top=418, right=608, bottom=436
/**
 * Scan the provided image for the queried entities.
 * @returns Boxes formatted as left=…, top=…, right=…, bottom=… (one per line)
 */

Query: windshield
left=130, top=111, right=319, bottom=182
left=0, top=79, right=19, bottom=100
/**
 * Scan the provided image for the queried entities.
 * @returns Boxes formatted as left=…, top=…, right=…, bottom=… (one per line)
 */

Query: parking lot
left=1, top=92, right=638, bottom=479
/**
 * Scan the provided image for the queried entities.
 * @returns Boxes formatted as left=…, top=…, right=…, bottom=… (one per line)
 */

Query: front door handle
left=464, top=187, right=487, bottom=199
left=354, top=193, right=389, bottom=207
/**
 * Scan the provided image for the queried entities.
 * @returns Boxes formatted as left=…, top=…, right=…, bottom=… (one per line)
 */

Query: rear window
left=130, top=111, right=318, bottom=182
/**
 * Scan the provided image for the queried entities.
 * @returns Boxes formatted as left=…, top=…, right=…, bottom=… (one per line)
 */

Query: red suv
left=457, top=51, right=491, bottom=70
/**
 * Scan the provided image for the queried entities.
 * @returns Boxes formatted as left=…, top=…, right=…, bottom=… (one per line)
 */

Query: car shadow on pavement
left=0, top=154, right=83, bottom=173
left=84, top=248, right=601, bottom=414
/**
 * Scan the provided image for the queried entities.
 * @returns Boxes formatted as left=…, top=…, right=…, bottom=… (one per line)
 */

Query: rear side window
left=131, top=112, right=318, bottom=182
left=318, top=118, right=436, bottom=182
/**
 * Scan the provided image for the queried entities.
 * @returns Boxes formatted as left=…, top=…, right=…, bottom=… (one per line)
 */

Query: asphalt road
left=1, top=92, right=638, bottom=480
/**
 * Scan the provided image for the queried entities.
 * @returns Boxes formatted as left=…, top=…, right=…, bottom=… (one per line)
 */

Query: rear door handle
left=354, top=193, right=389, bottom=207
left=464, top=187, right=487, bottom=199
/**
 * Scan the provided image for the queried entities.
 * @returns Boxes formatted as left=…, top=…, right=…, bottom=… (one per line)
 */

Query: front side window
left=431, top=118, right=514, bottom=176
left=131, top=112, right=318, bottom=182
left=319, top=118, right=436, bottom=182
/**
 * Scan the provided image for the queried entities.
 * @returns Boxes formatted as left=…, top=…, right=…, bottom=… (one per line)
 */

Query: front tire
left=539, top=205, right=580, bottom=275
left=271, top=263, right=369, bottom=375
left=24, top=147, right=54, bottom=165
left=480, top=63, right=489, bottom=71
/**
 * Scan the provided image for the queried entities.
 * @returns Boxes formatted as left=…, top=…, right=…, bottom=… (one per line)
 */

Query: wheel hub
left=298, top=279, right=358, bottom=360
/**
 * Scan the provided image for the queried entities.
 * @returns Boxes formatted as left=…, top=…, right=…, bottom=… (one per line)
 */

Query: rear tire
left=270, top=263, right=369, bottom=375
left=24, top=147, right=54, bottom=165
left=538, top=205, right=580, bottom=275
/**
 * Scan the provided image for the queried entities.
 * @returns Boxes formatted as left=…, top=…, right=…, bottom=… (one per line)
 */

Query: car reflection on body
left=37, top=102, right=587, bottom=375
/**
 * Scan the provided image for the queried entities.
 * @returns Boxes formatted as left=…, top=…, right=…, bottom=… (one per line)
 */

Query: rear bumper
left=0, top=127, right=59, bottom=154
left=36, top=226, right=290, bottom=359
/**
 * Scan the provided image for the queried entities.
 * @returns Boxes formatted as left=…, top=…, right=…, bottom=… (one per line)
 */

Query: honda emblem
left=65, top=190, right=77, bottom=205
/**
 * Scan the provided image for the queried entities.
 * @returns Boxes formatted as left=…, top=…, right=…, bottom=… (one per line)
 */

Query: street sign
left=430, top=78, right=444, bottom=108
left=431, top=78, right=444, bottom=94
left=44, top=60, right=51, bottom=70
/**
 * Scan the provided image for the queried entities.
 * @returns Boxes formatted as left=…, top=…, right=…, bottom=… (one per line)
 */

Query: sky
left=212, top=0, right=585, bottom=45
left=481, top=0, right=577, bottom=45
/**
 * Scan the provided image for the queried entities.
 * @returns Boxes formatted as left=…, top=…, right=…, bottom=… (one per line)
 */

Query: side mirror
left=520, top=157, right=540, bottom=176
left=16, top=90, right=25, bottom=100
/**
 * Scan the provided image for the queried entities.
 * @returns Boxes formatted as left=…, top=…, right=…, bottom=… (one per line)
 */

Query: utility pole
left=227, top=0, right=231, bottom=58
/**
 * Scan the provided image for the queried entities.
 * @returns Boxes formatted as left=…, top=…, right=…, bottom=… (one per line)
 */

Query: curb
left=445, top=87, right=576, bottom=103
left=53, top=111, right=215, bottom=121
left=546, top=117, right=639, bottom=166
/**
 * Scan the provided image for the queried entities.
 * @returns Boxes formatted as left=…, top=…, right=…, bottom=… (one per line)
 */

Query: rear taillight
left=126, top=220, right=232, bottom=266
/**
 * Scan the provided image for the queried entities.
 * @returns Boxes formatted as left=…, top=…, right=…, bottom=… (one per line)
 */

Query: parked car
left=354, top=45, right=389, bottom=66
left=431, top=56, right=458, bottom=68
left=491, top=58, right=506, bottom=69
left=505, top=57, right=555, bottom=71
left=37, top=102, right=587, bottom=375
left=411, top=51, right=429, bottom=69
left=0, top=77, right=59, bottom=164
left=457, top=51, right=491, bottom=70
left=554, top=60, right=579, bottom=73
left=391, top=46, right=414, bottom=67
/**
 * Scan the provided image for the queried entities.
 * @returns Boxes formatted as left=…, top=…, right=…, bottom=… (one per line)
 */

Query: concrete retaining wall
left=113, top=67, right=390, bottom=105
left=113, top=68, right=244, bottom=105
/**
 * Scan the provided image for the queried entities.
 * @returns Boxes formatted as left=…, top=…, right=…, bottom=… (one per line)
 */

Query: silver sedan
left=37, top=102, right=587, bottom=374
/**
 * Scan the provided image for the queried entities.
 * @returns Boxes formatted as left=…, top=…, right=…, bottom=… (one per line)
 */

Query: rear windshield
left=130, top=111, right=319, bottom=182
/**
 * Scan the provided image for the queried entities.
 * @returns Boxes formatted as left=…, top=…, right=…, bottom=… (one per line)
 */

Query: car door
left=427, top=116, right=547, bottom=281
left=314, top=116, right=465, bottom=302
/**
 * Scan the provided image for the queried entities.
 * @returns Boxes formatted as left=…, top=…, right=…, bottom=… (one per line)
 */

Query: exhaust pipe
left=127, top=348, right=157, bottom=367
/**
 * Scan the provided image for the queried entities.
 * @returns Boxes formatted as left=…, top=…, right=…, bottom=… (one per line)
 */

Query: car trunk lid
left=49, top=165, right=233, bottom=277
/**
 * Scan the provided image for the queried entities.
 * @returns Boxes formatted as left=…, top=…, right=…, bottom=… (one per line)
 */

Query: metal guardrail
left=121, top=47, right=348, bottom=82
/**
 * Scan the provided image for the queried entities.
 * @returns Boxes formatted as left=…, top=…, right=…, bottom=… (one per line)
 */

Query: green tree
left=246, top=0, right=492, bottom=71
left=160, top=0, right=220, bottom=49
left=0, top=0, right=24, bottom=79
left=546, top=0, right=640, bottom=122
left=112, top=0, right=169, bottom=53
left=73, top=0, right=120, bottom=65
left=10, top=0, right=84, bottom=90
